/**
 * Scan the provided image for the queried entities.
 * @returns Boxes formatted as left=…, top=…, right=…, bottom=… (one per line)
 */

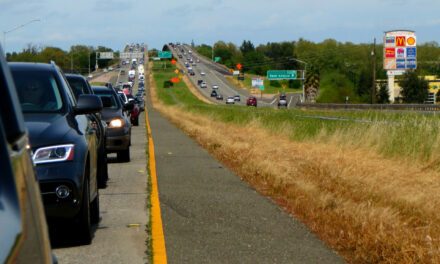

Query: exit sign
left=159, top=51, right=172, bottom=58
left=267, top=70, right=297, bottom=80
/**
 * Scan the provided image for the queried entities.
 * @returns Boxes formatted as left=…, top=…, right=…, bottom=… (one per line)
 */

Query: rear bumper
left=106, top=128, right=130, bottom=152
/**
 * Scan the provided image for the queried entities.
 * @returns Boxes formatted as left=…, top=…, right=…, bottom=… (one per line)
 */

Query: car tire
left=91, top=189, right=100, bottom=225
left=118, top=147, right=130, bottom=162
left=78, top=177, right=92, bottom=245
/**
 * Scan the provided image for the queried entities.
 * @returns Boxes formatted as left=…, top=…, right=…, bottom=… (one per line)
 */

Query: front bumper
left=36, top=162, right=83, bottom=220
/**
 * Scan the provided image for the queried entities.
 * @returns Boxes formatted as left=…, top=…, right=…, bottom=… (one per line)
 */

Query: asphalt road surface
left=146, top=68, right=345, bottom=263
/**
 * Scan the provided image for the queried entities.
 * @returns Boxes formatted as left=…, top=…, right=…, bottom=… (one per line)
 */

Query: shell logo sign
left=407, top=36, right=416, bottom=46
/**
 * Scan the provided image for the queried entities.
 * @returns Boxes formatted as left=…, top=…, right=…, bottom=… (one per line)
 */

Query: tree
left=400, top=70, right=429, bottom=103
left=239, top=40, right=254, bottom=55
left=376, top=82, right=390, bottom=104
left=305, top=67, right=320, bottom=103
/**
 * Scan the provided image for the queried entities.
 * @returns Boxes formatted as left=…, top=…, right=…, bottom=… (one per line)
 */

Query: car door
left=0, top=48, right=54, bottom=264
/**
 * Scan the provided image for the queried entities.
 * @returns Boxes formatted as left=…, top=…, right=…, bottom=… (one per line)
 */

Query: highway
left=169, top=44, right=302, bottom=108
left=51, top=44, right=345, bottom=263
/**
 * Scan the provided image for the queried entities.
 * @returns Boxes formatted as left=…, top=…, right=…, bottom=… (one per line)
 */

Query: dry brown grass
left=149, top=74, right=440, bottom=263
left=165, top=110, right=440, bottom=262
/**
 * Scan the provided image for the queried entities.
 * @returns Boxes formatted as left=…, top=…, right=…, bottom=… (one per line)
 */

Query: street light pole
left=3, top=19, right=41, bottom=55
left=289, top=58, right=308, bottom=103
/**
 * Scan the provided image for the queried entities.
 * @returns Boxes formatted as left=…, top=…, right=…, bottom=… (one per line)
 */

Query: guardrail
left=296, top=103, right=440, bottom=112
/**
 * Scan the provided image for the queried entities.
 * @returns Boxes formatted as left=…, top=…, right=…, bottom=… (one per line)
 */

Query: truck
left=128, top=70, right=135, bottom=79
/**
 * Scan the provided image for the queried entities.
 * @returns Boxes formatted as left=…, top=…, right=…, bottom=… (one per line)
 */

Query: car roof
left=91, top=86, right=114, bottom=93
left=8, top=62, right=57, bottom=72
left=65, top=73, right=87, bottom=80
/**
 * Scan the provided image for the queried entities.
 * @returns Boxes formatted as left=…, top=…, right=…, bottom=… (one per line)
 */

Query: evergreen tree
left=400, top=70, right=429, bottom=103
left=376, top=82, right=390, bottom=104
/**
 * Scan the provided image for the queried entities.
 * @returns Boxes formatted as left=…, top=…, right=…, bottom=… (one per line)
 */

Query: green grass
left=90, top=82, right=106, bottom=86
left=151, top=61, right=440, bottom=165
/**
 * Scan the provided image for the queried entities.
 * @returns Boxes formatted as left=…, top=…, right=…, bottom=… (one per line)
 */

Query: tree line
left=194, top=39, right=440, bottom=103
left=6, top=44, right=119, bottom=75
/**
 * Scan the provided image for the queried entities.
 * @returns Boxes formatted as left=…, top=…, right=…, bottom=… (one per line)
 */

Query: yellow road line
left=146, top=106, right=168, bottom=264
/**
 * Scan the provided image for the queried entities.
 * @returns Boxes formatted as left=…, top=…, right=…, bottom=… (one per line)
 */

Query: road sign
left=387, top=70, right=405, bottom=76
left=282, top=84, right=287, bottom=89
left=174, top=69, right=179, bottom=74
left=98, top=52, right=114, bottom=59
left=171, top=59, right=176, bottom=64
left=252, top=78, right=263, bottom=88
left=215, top=57, right=221, bottom=62
left=159, top=51, right=172, bottom=58
left=233, top=70, right=240, bottom=76
left=236, top=63, right=242, bottom=69
left=120, top=52, right=144, bottom=59
left=267, top=70, right=297, bottom=80
left=259, top=85, right=264, bottom=91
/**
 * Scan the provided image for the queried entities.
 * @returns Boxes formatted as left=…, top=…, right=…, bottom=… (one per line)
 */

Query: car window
left=11, top=70, right=63, bottom=112
left=94, top=91, right=119, bottom=109
left=67, top=77, right=88, bottom=100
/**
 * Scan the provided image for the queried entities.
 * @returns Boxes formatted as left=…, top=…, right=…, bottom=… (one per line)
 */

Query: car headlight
left=109, top=118, right=123, bottom=128
left=32, top=144, right=74, bottom=164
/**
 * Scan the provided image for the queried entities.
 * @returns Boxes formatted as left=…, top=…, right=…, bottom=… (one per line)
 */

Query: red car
left=127, top=94, right=140, bottom=126
left=247, top=96, right=257, bottom=107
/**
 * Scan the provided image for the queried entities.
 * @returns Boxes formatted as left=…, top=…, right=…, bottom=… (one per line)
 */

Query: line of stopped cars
left=1, top=47, right=145, bottom=263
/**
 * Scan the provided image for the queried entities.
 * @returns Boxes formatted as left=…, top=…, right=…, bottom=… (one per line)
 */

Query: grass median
left=150, top=60, right=440, bottom=263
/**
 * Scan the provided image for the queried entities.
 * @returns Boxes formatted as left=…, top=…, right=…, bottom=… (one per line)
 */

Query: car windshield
left=94, top=90, right=120, bottom=109
left=11, top=70, right=63, bottom=113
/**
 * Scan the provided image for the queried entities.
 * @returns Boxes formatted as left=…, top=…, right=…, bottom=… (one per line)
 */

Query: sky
left=1, top=0, right=440, bottom=53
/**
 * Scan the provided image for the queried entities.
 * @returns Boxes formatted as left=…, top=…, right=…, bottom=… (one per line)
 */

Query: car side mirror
left=100, top=97, right=113, bottom=108
left=123, top=102, right=134, bottom=111
left=75, top=94, right=103, bottom=115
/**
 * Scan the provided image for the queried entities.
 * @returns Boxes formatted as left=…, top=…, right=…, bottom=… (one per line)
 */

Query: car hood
left=24, top=113, right=74, bottom=149
left=100, top=108, right=124, bottom=122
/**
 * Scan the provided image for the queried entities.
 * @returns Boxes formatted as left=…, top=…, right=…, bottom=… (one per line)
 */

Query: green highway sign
left=158, top=51, right=172, bottom=58
left=214, top=57, right=221, bottom=62
left=267, top=70, right=297, bottom=80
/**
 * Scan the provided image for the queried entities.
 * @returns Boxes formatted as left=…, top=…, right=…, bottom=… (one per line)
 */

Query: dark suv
left=9, top=62, right=102, bottom=244
left=65, top=74, right=109, bottom=188
left=92, top=86, right=132, bottom=162
left=0, top=48, right=57, bottom=263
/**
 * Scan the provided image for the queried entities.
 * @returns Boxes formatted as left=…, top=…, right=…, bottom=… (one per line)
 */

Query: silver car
left=226, top=96, right=235, bottom=104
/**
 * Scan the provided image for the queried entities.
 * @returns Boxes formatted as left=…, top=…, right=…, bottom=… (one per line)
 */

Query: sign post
left=383, top=30, right=417, bottom=102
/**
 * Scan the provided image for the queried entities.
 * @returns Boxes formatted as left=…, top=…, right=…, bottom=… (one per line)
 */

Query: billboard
left=252, top=78, right=264, bottom=88
left=383, top=30, right=416, bottom=70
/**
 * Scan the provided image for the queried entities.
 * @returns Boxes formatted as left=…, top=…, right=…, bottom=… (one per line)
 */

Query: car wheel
left=118, top=147, right=130, bottom=162
left=78, top=177, right=92, bottom=245
left=91, top=189, right=100, bottom=225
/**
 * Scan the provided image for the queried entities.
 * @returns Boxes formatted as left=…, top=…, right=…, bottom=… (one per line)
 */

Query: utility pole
left=371, top=38, right=376, bottom=104
left=211, top=44, right=214, bottom=61
left=88, top=52, right=90, bottom=75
